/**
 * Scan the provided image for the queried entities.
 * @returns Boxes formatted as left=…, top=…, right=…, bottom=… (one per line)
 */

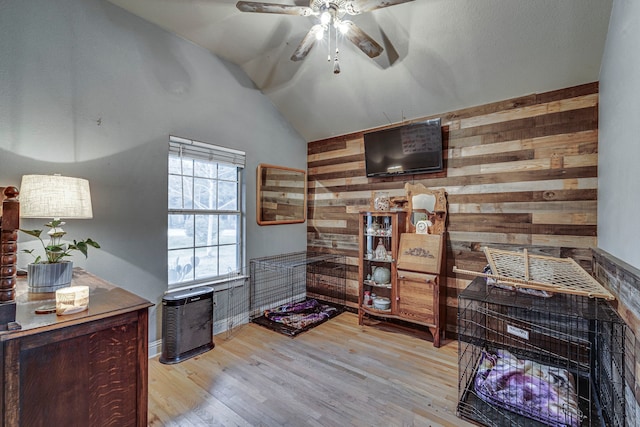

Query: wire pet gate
left=202, top=270, right=250, bottom=339
left=249, top=251, right=346, bottom=335
left=457, top=277, right=626, bottom=427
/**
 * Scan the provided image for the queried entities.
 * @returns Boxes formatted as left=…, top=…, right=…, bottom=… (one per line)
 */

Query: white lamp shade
left=19, top=174, right=93, bottom=219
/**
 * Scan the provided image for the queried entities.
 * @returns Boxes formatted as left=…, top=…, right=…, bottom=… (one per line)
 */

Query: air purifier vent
left=160, top=286, right=215, bottom=364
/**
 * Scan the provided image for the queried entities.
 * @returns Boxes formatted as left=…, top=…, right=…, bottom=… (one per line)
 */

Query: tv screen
left=364, top=118, right=443, bottom=177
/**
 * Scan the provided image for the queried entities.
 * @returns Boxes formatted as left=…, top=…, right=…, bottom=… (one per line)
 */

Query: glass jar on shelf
left=373, top=191, right=390, bottom=211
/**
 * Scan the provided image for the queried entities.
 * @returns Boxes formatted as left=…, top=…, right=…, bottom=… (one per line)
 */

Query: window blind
left=169, top=135, right=246, bottom=168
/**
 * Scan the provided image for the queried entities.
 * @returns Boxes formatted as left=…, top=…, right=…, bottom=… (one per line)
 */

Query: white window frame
left=167, top=135, right=246, bottom=291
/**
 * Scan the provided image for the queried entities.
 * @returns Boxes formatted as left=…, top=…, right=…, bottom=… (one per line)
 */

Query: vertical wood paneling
left=307, top=82, right=599, bottom=337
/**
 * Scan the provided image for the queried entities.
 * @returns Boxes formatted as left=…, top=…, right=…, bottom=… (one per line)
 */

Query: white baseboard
left=148, top=339, right=162, bottom=359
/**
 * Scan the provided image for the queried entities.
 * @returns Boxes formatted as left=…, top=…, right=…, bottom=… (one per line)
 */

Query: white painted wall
left=0, top=0, right=307, bottom=342
left=599, top=0, right=640, bottom=269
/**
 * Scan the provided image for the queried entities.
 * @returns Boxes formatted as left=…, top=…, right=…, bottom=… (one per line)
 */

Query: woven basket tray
left=454, top=247, right=614, bottom=300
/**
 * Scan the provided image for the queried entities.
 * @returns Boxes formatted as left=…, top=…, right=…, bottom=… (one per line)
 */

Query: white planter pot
left=27, top=262, right=74, bottom=293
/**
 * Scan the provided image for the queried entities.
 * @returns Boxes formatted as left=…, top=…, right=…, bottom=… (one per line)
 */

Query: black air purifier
left=160, top=286, right=215, bottom=364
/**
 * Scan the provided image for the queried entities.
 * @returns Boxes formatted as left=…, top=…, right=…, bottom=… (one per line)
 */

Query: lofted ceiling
left=106, top=0, right=613, bottom=142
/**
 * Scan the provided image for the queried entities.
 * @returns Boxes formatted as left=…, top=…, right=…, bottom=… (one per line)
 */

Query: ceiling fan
left=236, top=0, right=414, bottom=73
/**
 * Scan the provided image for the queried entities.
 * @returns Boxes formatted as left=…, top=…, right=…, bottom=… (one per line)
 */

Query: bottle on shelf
left=363, top=290, right=372, bottom=306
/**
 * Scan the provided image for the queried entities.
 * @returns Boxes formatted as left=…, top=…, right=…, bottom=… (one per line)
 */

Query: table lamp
left=19, top=174, right=94, bottom=293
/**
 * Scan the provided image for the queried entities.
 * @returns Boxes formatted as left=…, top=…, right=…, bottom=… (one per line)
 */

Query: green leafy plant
left=20, top=219, right=100, bottom=264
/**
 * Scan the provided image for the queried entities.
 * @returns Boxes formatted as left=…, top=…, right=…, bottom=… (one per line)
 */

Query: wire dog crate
left=249, top=251, right=346, bottom=334
left=457, top=277, right=626, bottom=427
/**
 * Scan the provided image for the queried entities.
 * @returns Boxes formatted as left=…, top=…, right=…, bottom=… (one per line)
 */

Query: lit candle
left=55, top=286, right=90, bottom=315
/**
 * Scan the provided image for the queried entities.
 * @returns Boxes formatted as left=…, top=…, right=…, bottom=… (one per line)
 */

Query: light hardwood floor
left=148, top=312, right=476, bottom=427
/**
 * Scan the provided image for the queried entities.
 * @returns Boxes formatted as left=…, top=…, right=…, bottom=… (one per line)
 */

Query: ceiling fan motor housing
left=311, top=0, right=348, bottom=23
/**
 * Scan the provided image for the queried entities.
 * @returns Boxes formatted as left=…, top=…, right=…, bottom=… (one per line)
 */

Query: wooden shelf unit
left=358, top=210, right=445, bottom=347
left=358, top=212, right=404, bottom=323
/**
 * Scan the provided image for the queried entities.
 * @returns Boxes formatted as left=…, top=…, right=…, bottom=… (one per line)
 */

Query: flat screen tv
left=364, top=118, right=443, bottom=177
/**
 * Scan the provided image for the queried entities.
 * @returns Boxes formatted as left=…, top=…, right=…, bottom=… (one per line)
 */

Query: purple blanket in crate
left=474, top=349, right=582, bottom=427
left=264, top=299, right=337, bottom=330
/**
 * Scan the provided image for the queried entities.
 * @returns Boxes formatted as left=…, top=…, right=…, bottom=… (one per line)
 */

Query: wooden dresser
left=0, top=269, right=152, bottom=427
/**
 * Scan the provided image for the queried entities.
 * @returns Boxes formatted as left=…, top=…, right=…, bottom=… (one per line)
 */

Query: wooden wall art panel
left=257, top=164, right=307, bottom=225
left=307, top=82, right=599, bottom=338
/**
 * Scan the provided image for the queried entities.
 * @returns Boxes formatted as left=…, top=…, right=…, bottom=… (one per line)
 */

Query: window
left=168, top=136, right=245, bottom=289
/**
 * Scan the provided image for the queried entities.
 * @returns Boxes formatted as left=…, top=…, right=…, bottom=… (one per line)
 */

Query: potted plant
left=21, top=219, right=100, bottom=292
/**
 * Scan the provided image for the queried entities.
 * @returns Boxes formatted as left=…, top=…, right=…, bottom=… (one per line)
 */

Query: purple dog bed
left=474, top=349, right=582, bottom=427
left=253, top=298, right=341, bottom=337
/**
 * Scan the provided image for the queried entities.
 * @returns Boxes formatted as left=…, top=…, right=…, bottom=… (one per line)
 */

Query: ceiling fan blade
left=345, top=0, right=414, bottom=15
left=236, top=1, right=313, bottom=16
left=341, top=21, right=383, bottom=58
left=290, top=25, right=323, bottom=61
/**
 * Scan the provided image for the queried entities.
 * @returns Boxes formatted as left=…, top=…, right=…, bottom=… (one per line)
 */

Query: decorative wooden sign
left=397, top=233, right=443, bottom=274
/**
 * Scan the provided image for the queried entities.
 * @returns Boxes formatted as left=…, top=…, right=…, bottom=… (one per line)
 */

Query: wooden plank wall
left=306, top=82, right=599, bottom=337
left=591, top=248, right=640, bottom=426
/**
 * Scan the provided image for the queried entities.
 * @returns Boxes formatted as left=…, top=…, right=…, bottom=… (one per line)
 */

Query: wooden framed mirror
left=256, top=164, right=307, bottom=225
left=404, top=183, right=447, bottom=235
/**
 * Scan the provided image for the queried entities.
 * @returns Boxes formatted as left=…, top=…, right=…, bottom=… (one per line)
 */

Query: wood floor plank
left=148, top=312, right=474, bottom=427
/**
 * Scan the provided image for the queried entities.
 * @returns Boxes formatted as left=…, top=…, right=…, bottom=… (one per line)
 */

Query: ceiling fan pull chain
left=333, top=25, right=341, bottom=74
left=327, top=24, right=331, bottom=62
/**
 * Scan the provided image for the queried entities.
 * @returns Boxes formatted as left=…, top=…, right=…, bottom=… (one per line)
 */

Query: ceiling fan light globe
left=320, top=11, right=331, bottom=25
left=337, top=20, right=350, bottom=34
left=315, top=27, right=325, bottom=40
